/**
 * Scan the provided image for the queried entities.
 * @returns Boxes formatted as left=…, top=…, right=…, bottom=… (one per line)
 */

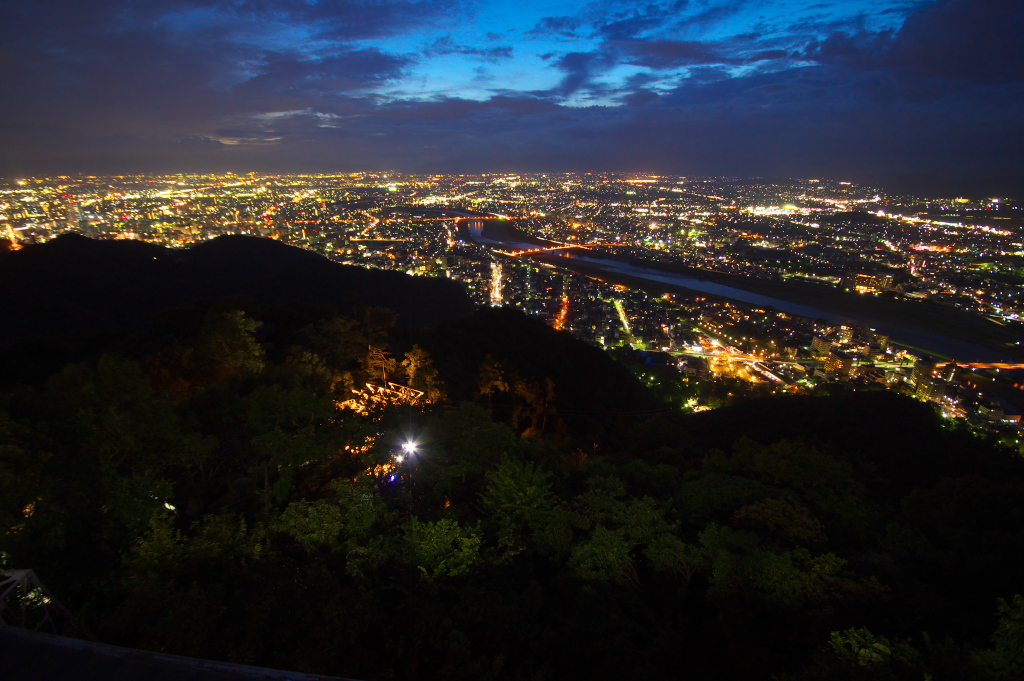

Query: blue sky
left=365, top=0, right=912, bottom=104
left=1, top=0, right=1022, bottom=195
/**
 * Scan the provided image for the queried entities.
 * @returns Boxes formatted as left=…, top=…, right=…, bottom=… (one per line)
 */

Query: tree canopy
left=2, top=299, right=1023, bottom=681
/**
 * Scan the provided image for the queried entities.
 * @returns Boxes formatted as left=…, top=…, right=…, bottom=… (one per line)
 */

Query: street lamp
left=398, top=439, right=420, bottom=502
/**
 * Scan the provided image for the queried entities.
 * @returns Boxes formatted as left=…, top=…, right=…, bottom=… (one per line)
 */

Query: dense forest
left=1, top=237, right=1023, bottom=680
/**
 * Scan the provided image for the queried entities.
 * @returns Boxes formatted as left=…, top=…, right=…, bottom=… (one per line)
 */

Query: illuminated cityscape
left=4, top=0, right=1024, bottom=678
left=3, top=172, right=1022, bottom=442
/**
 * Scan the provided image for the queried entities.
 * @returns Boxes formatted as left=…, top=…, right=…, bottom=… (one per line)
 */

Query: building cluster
left=1, top=172, right=1021, bottom=446
left=800, top=325, right=1022, bottom=443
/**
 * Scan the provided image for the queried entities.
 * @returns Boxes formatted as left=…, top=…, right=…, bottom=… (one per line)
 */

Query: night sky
left=2, top=0, right=1023, bottom=194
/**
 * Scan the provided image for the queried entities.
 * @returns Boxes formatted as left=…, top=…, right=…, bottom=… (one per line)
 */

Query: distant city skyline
left=2, top=1, right=1023, bottom=196
left=5, top=171, right=1024, bottom=422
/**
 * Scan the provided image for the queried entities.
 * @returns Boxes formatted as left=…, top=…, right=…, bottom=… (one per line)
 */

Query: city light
left=3, top=171, right=1021, bottom=431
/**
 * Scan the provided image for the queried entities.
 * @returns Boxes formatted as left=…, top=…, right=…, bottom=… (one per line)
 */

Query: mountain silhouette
left=0, top=234, right=474, bottom=384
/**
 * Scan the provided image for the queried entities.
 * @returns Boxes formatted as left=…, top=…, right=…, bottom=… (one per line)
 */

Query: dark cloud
left=0, top=0, right=430, bottom=163
left=540, top=4, right=805, bottom=97
left=621, top=89, right=660, bottom=107
left=425, top=35, right=514, bottom=62
left=806, top=31, right=890, bottom=70
left=380, top=94, right=559, bottom=123
left=529, top=2, right=690, bottom=41
left=888, top=0, right=1024, bottom=83
left=549, top=51, right=618, bottom=96
left=592, top=1, right=689, bottom=39
left=597, top=13, right=669, bottom=40
left=809, top=0, right=1024, bottom=85
left=683, top=65, right=734, bottom=83
left=0, top=0, right=1021, bottom=197
left=527, top=16, right=584, bottom=39
left=618, top=39, right=727, bottom=68
left=622, top=72, right=663, bottom=88
left=671, top=0, right=748, bottom=32
left=202, top=0, right=476, bottom=41
left=0, top=0, right=471, bottom=46
left=231, top=49, right=414, bottom=104
left=179, top=135, right=227, bottom=150
left=369, top=0, right=1024, bottom=191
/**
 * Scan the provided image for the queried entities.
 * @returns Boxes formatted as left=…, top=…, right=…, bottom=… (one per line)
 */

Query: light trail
left=490, top=262, right=503, bottom=305
left=357, top=210, right=379, bottom=236
left=3, top=223, right=22, bottom=250
left=553, top=294, right=570, bottom=330
left=612, top=299, right=632, bottom=340
left=508, top=244, right=592, bottom=255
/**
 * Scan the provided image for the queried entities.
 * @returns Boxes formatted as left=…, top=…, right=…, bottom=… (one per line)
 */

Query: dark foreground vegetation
left=2, top=237, right=1023, bottom=680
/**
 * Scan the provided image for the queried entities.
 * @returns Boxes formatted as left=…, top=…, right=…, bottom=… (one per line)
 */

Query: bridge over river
left=460, top=219, right=1021, bottom=364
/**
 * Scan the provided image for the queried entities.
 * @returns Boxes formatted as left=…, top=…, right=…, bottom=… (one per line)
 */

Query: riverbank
left=526, top=251, right=1024, bottom=362
left=462, top=218, right=1023, bottom=362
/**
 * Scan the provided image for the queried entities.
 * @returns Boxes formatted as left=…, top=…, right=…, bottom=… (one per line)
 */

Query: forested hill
left=0, top=234, right=473, bottom=384
left=1, top=239, right=1023, bottom=681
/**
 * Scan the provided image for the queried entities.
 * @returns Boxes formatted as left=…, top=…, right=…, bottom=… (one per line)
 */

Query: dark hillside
left=670, top=391, right=1024, bottom=644
left=2, top=241, right=1023, bottom=681
left=0, top=234, right=474, bottom=385
left=421, top=306, right=659, bottom=442
left=678, top=391, right=1015, bottom=496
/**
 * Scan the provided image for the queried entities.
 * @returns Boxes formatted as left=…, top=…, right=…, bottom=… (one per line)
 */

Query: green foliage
left=829, top=627, right=923, bottom=679
left=276, top=498, right=345, bottom=554
left=3, top=301, right=1024, bottom=681
left=419, top=404, right=520, bottom=508
left=678, top=437, right=875, bottom=544
left=0, top=355, right=182, bottom=602
left=0, top=408, right=46, bottom=544
left=975, top=594, right=1024, bottom=678
left=628, top=363, right=697, bottom=408
left=569, top=524, right=636, bottom=584
left=479, top=457, right=557, bottom=555
left=789, top=595, right=1024, bottom=681
left=195, top=310, right=266, bottom=377
left=732, top=497, right=827, bottom=545
left=405, top=517, right=481, bottom=581
left=129, top=514, right=266, bottom=579
left=276, top=481, right=396, bottom=577
left=295, top=316, right=367, bottom=372
left=402, top=345, right=430, bottom=389
left=45, top=354, right=182, bottom=473
left=477, top=354, right=509, bottom=405
left=642, top=531, right=703, bottom=578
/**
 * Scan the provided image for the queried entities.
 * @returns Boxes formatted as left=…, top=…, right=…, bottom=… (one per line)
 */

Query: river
left=468, top=221, right=1018, bottom=362
left=548, top=254, right=1017, bottom=362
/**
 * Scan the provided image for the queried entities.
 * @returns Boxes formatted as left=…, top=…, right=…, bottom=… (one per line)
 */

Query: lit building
left=915, top=374, right=945, bottom=402
left=941, top=362, right=961, bottom=383
left=811, top=336, right=834, bottom=357
left=824, top=349, right=854, bottom=376
left=850, top=272, right=895, bottom=294
left=911, top=356, right=938, bottom=388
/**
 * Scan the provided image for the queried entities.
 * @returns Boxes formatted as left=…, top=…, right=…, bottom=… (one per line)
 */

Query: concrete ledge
left=0, top=625, right=358, bottom=681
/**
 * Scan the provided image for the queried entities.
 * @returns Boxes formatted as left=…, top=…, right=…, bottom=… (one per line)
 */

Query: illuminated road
left=938, top=362, right=1024, bottom=370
